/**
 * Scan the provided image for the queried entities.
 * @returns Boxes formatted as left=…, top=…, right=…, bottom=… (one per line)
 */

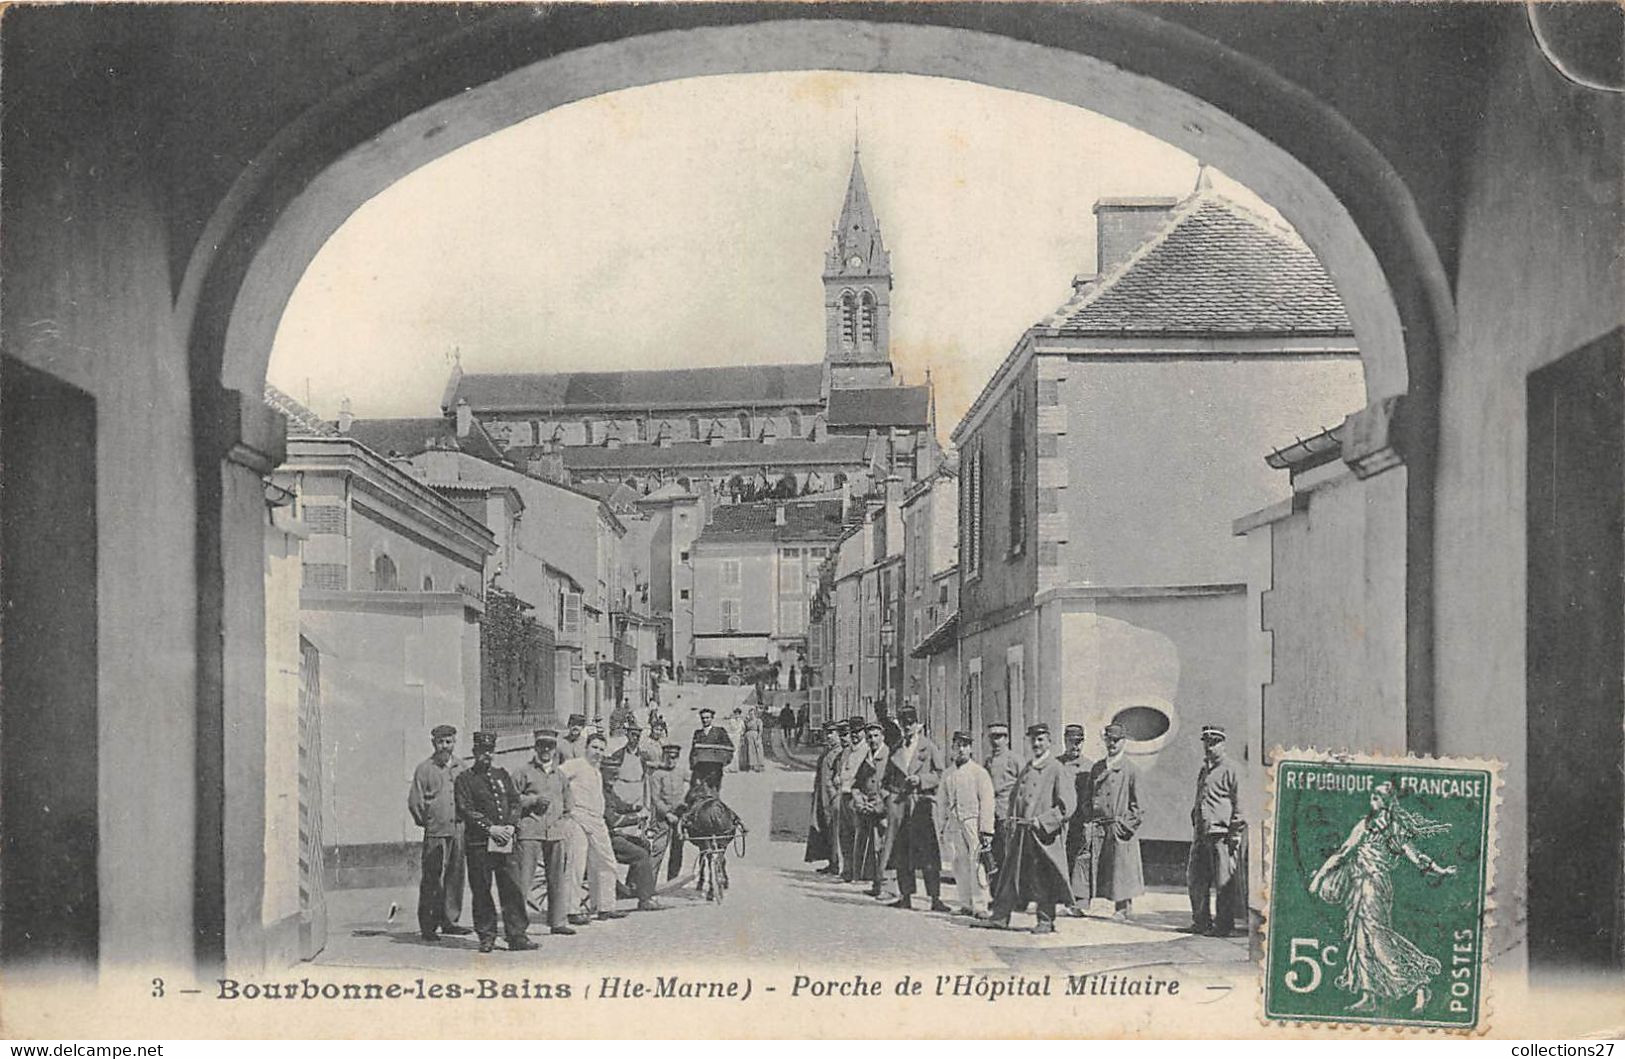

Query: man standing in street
left=984, top=722, right=1022, bottom=893
left=561, top=732, right=627, bottom=923
left=940, top=730, right=996, bottom=918
left=1081, top=722, right=1145, bottom=921
left=973, top=723, right=1076, bottom=935
left=407, top=724, right=471, bottom=942
left=1184, top=724, right=1247, bottom=938
left=689, top=706, right=735, bottom=793
left=512, top=728, right=575, bottom=937
left=850, top=722, right=897, bottom=896
left=453, top=732, right=534, bottom=952
left=886, top=707, right=950, bottom=912
left=559, top=713, right=590, bottom=762
left=603, top=719, right=660, bottom=808
left=836, top=721, right=867, bottom=882
left=778, top=701, right=797, bottom=756
left=1058, top=723, right=1094, bottom=916
left=804, top=721, right=843, bottom=875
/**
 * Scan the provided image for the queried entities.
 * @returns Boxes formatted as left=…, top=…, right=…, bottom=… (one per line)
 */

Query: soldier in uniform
left=1184, top=724, right=1247, bottom=938
left=835, top=722, right=867, bottom=882
left=973, top=723, right=1076, bottom=934
left=850, top=722, right=898, bottom=896
left=648, top=742, right=689, bottom=863
left=512, top=728, right=575, bottom=936
left=1057, top=723, right=1094, bottom=917
left=689, top=706, right=735, bottom=793
left=804, top=721, right=844, bottom=875
left=1081, top=722, right=1145, bottom=920
left=886, top=707, right=950, bottom=912
left=940, top=730, right=996, bottom=917
left=603, top=719, right=661, bottom=807
left=407, top=724, right=471, bottom=942
left=983, top=722, right=1022, bottom=893
left=558, top=713, right=591, bottom=762
left=453, top=732, right=534, bottom=952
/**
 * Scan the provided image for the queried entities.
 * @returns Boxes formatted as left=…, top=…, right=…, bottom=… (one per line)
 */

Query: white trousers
left=947, top=816, right=990, bottom=915
left=563, top=815, right=619, bottom=913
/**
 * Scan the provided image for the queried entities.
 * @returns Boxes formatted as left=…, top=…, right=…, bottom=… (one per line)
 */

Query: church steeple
left=823, top=145, right=894, bottom=392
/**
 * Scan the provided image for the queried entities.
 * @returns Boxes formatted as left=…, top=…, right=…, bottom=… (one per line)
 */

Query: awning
left=911, top=612, right=959, bottom=658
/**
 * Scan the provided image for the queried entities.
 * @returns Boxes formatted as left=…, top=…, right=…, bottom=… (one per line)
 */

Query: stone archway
left=179, top=9, right=1454, bottom=969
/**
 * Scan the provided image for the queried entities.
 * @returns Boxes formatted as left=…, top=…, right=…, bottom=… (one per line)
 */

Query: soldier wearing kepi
left=1057, top=723, right=1094, bottom=917
left=974, top=723, right=1076, bottom=934
left=558, top=713, right=591, bottom=762
left=940, top=730, right=996, bottom=917
left=453, top=732, right=534, bottom=952
left=836, top=721, right=867, bottom=882
left=983, top=722, right=1022, bottom=892
left=1184, top=724, right=1247, bottom=938
left=512, top=728, right=576, bottom=937
left=1081, top=722, right=1145, bottom=920
left=886, top=706, right=950, bottom=912
left=804, top=721, right=844, bottom=875
left=407, top=724, right=472, bottom=942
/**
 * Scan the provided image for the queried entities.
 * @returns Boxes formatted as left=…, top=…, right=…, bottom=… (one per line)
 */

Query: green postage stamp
left=1263, top=750, right=1501, bottom=1032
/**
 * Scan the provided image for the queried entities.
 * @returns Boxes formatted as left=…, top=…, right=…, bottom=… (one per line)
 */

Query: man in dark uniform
left=453, top=732, right=534, bottom=952
left=603, top=774, right=665, bottom=912
left=407, top=724, right=472, bottom=941
left=835, top=721, right=866, bottom=882
left=1057, top=723, right=1094, bottom=917
left=983, top=722, right=1022, bottom=894
left=804, top=721, right=844, bottom=875
left=851, top=722, right=897, bottom=896
left=1082, top=722, right=1145, bottom=921
left=689, top=706, right=735, bottom=793
left=973, top=723, right=1076, bottom=935
left=886, top=707, right=951, bottom=912
left=1184, top=724, right=1247, bottom=938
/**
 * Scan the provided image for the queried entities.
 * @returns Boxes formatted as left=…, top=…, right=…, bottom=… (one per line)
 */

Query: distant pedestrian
left=795, top=700, right=810, bottom=745
left=940, top=730, right=995, bottom=917
left=973, top=723, right=1076, bottom=935
left=407, top=724, right=471, bottom=942
left=1081, top=722, right=1144, bottom=920
left=453, top=732, right=533, bottom=952
left=779, top=702, right=797, bottom=752
left=742, top=707, right=766, bottom=772
left=1184, top=724, right=1247, bottom=938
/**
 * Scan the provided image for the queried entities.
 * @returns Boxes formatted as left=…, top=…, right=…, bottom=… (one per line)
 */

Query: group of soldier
left=406, top=712, right=700, bottom=954
left=804, top=708, right=1248, bottom=936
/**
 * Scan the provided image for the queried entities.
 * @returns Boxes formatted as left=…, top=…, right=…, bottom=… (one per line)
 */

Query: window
left=561, top=590, right=582, bottom=636
left=786, top=408, right=803, bottom=438
left=721, top=598, right=741, bottom=632
left=778, top=600, right=806, bottom=636
left=679, top=589, right=690, bottom=601
left=570, top=657, right=584, bottom=683
left=859, top=290, right=877, bottom=348
left=373, top=553, right=398, bottom=591
left=679, top=550, right=690, bottom=563
left=965, top=662, right=983, bottom=733
left=421, top=574, right=434, bottom=591
left=722, top=559, right=741, bottom=586
left=1006, top=646, right=1026, bottom=729
left=779, top=549, right=802, bottom=593
left=689, top=415, right=701, bottom=440
left=582, top=419, right=595, bottom=445
left=839, top=290, right=857, bottom=347
left=1008, top=392, right=1027, bottom=554
left=736, top=411, right=751, bottom=438
left=963, top=444, right=983, bottom=578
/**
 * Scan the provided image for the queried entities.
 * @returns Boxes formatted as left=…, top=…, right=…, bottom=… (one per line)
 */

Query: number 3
left=1284, top=938, right=1323, bottom=994
left=151, top=977, right=165, bottom=998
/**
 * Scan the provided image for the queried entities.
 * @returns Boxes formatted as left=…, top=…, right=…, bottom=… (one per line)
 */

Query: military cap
left=430, top=724, right=458, bottom=738
left=1026, top=722, right=1051, bottom=738
left=567, top=713, right=588, bottom=727
left=624, top=719, right=643, bottom=732
left=1063, top=723, right=1086, bottom=737
left=896, top=706, right=919, bottom=724
left=661, top=742, right=682, bottom=753
left=951, top=730, right=975, bottom=746
left=822, top=720, right=839, bottom=731
left=863, top=721, right=885, bottom=734
left=1103, top=722, right=1128, bottom=740
left=533, top=728, right=559, bottom=745
left=1200, top=724, right=1227, bottom=743
left=472, top=731, right=498, bottom=752
left=987, top=722, right=1011, bottom=737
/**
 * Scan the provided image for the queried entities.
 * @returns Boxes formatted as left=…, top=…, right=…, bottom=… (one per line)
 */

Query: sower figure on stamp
left=1056, top=723, right=1094, bottom=917
left=940, top=729, right=996, bottom=917
left=983, top=722, right=1022, bottom=895
left=512, top=728, right=576, bottom=937
left=973, top=723, right=1076, bottom=934
left=805, top=721, right=844, bottom=875
left=1082, top=722, right=1145, bottom=921
left=407, top=724, right=471, bottom=942
left=453, top=732, right=534, bottom=952
left=886, top=706, right=951, bottom=912
left=1183, top=724, right=1246, bottom=938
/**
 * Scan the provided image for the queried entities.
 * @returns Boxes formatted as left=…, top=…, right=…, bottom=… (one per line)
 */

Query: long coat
left=1001, top=755, right=1076, bottom=905
left=804, top=743, right=842, bottom=862
left=1082, top=757, right=1145, bottom=901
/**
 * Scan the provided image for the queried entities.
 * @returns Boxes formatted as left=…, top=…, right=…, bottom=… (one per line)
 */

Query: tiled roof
left=263, top=383, right=335, bottom=437
left=343, top=417, right=508, bottom=465
left=825, top=385, right=931, bottom=428
left=449, top=363, right=825, bottom=413
left=1041, top=193, right=1352, bottom=337
left=542, top=436, right=870, bottom=470
left=694, top=499, right=850, bottom=545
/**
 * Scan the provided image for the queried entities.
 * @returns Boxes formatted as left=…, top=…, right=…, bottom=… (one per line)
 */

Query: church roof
left=532, top=435, right=872, bottom=471
left=694, top=499, right=850, bottom=545
left=447, top=364, right=825, bottom=414
left=825, top=385, right=931, bottom=429
left=1040, top=193, right=1353, bottom=337
left=342, top=416, right=508, bottom=464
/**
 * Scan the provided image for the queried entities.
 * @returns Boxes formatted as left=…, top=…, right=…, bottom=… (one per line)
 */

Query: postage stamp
left=1262, top=750, right=1501, bottom=1033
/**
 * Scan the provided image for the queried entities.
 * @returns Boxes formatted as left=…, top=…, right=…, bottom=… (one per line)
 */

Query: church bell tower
left=823, top=146, right=895, bottom=393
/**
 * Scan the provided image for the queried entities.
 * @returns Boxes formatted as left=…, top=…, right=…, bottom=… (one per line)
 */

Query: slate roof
left=1041, top=193, right=1353, bottom=337
left=694, top=499, right=850, bottom=545
left=342, top=417, right=508, bottom=464
left=263, top=383, right=336, bottom=437
left=448, top=363, right=825, bottom=413
left=825, top=385, right=931, bottom=428
left=542, top=436, right=871, bottom=471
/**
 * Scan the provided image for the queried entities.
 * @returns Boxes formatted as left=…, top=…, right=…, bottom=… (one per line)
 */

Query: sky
left=268, top=71, right=1285, bottom=435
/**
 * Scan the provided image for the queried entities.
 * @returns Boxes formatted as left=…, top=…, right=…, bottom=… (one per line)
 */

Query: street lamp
left=880, top=625, right=895, bottom=711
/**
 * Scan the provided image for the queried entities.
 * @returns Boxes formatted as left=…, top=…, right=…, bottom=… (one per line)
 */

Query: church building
left=443, top=149, right=941, bottom=501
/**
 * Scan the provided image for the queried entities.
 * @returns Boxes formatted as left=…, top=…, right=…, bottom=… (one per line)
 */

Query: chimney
left=455, top=398, right=472, bottom=438
left=1092, top=197, right=1180, bottom=278
left=337, top=397, right=353, bottom=434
